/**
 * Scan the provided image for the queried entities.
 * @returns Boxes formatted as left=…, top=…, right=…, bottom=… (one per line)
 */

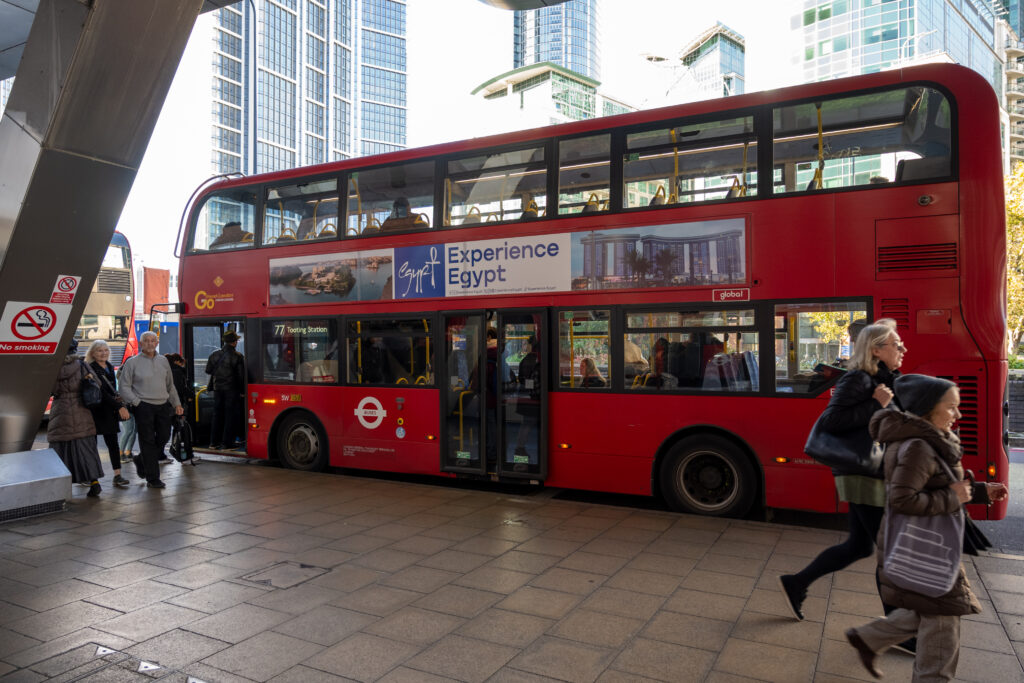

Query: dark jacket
left=819, top=362, right=900, bottom=478
left=48, top=354, right=97, bottom=442
left=870, top=409, right=990, bottom=616
left=170, top=362, right=192, bottom=411
left=206, top=345, right=245, bottom=393
left=88, top=360, right=123, bottom=435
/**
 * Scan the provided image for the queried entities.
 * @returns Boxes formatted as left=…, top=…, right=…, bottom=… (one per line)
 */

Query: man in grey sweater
left=119, top=331, right=182, bottom=488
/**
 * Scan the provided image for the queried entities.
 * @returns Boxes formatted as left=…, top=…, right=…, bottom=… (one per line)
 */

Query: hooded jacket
left=48, top=354, right=98, bottom=442
left=869, top=409, right=991, bottom=615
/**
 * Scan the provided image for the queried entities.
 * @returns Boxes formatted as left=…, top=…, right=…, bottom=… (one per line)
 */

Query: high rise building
left=1003, top=0, right=1023, bottom=38
left=676, top=23, right=746, bottom=101
left=514, top=0, right=600, bottom=81
left=211, top=0, right=408, bottom=178
left=473, top=62, right=632, bottom=135
left=0, top=77, right=12, bottom=115
left=794, top=0, right=1001, bottom=89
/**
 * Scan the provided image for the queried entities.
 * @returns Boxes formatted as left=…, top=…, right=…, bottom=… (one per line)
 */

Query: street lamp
left=899, top=29, right=939, bottom=64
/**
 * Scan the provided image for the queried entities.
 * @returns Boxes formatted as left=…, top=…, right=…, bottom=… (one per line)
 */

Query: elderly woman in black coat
left=86, top=340, right=130, bottom=487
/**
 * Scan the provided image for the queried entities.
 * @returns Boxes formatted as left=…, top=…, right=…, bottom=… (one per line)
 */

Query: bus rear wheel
left=660, top=435, right=756, bottom=517
left=276, top=412, right=328, bottom=472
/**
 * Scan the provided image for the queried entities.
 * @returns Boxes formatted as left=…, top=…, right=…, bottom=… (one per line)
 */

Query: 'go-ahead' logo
left=194, top=290, right=215, bottom=310
left=354, top=396, right=387, bottom=429
left=194, top=290, right=234, bottom=311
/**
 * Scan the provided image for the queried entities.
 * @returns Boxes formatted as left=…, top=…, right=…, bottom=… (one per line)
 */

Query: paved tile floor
left=1, top=455, right=1023, bottom=682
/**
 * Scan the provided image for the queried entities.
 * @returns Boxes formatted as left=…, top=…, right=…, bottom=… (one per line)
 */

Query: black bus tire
left=659, top=435, right=757, bottom=517
left=276, top=412, right=329, bottom=472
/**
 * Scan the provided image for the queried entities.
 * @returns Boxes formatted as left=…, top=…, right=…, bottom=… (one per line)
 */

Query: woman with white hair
left=86, top=340, right=130, bottom=487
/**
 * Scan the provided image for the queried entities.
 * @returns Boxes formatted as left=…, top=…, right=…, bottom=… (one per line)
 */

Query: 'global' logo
left=712, top=288, right=750, bottom=302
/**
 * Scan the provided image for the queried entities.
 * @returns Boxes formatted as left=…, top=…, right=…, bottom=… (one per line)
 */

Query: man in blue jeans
left=206, top=329, right=245, bottom=450
left=118, top=331, right=182, bottom=489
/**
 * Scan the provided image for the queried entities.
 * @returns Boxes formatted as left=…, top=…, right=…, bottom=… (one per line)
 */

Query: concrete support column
left=0, top=0, right=204, bottom=453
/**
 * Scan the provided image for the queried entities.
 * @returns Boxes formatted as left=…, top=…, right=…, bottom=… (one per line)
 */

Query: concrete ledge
left=0, top=449, right=70, bottom=521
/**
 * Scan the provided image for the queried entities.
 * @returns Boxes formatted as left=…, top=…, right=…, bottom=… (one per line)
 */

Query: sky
left=115, top=0, right=796, bottom=274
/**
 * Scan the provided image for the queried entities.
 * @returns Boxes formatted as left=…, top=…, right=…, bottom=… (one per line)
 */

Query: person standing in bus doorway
left=206, top=329, right=245, bottom=450
left=778, top=320, right=909, bottom=635
left=513, top=336, right=540, bottom=470
left=118, top=331, right=182, bottom=489
left=86, top=340, right=131, bottom=487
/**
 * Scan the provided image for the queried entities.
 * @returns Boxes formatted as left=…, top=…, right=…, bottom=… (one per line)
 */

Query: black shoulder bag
left=78, top=361, right=103, bottom=409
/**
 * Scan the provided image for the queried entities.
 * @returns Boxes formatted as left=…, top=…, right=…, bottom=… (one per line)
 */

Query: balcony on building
left=1007, top=82, right=1024, bottom=99
left=1009, top=58, right=1024, bottom=78
left=1013, top=121, right=1024, bottom=141
left=1007, top=38, right=1024, bottom=57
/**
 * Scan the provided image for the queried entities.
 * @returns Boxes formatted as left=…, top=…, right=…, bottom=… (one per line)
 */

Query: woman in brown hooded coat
left=845, top=374, right=1008, bottom=681
left=48, top=339, right=104, bottom=496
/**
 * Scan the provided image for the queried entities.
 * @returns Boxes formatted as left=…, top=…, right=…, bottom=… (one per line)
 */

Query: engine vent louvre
left=939, top=375, right=979, bottom=459
left=877, top=243, right=957, bottom=273
left=879, top=299, right=910, bottom=330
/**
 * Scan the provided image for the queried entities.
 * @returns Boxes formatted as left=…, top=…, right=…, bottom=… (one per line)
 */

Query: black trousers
left=99, top=432, right=120, bottom=472
left=792, top=502, right=894, bottom=613
left=210, top=390, right=240, bottom=447
left=134, top=401, right=172, bottom=484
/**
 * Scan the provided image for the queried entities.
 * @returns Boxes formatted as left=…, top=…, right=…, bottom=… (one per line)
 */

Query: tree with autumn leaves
left=1006, top=164, right=1024, bottom=354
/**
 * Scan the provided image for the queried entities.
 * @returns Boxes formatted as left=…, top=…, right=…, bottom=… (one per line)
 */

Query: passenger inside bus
left=579, top=357, right=606, bottom=388
left=210, top=221, right=245, bottom=248
left=381, top=197, right=428, bottom=231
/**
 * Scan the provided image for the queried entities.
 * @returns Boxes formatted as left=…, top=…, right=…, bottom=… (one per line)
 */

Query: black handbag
left=803, top=413, right=883, bottom=477
left=78, top=361, right=103, bottom=409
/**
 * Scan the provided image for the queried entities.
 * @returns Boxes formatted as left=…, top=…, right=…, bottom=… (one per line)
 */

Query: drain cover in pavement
left=241, top=561, right=328, bottom=588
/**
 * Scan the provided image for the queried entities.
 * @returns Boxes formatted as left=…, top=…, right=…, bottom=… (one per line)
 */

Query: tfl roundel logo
left=354, top=396, right=387, bottom=429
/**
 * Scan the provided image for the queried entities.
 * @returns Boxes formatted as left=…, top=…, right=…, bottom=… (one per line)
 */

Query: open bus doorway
left=185, top=321, right=246, bottom=452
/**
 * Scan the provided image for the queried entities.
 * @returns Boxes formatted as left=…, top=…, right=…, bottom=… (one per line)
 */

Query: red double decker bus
left=176, top=64, right=1008, bottom=518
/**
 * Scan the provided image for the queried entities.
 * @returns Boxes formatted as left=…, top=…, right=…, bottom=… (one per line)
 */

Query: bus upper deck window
left=772, top=86, right=952, bottom=194
left=623, top=116, right=757, bottom=209
left=346, top=161, right=435, bottom=237
left=558, top=135, right=610, bottom=216
left=263, top=178, right=339, bottom=246
left=190, top=189, right=257, bottom=252
left=445, top=145, right=547, bottom=226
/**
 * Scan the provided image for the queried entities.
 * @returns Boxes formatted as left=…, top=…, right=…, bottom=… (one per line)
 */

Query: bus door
left=440, top=314, right=486, bottom=474
left=439, top=311, right=547, bottom=479
left=498, top=311, right=546, bottom=479
left=185, top=320, right=246, bottom=451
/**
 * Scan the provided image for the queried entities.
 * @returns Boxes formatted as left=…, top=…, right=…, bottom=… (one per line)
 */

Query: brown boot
left=845, top=628, right=882, bottom=679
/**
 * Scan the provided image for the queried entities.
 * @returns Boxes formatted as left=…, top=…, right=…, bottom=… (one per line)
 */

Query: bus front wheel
left=660, top=435, right=756, bottom=517
left=276, top=412, right=328, bottom=472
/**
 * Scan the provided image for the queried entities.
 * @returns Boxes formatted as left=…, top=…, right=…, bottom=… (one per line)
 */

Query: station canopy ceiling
left=0, top=0, right=240, bottom=81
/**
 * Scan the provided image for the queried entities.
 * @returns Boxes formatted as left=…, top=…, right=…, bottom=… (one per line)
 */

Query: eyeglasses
left=880, top=341, right=907, bottom=352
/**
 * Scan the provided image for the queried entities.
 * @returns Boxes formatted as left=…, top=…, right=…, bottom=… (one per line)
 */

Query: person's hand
left=175, top=405, right=184, bottom=416
left=118, top=407, right=129, bottom=421
left=951, top=479, right=972, bottom=504
left=986, top=482, right=1009, bottom=502
left=873, top=384, right=894, bottom=407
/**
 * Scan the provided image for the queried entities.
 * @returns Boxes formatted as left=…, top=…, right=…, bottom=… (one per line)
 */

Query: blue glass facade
left=795, top=0, right=1000, bottom=91
left=680, top=26, right=746, bottom=99
left=513, top=0, right=601, bottom=81
left=212, top=0, right=407, bottom=176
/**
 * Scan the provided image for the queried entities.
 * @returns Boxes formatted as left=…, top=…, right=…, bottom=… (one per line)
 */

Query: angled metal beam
left=0, top=0, right=205, bottom=453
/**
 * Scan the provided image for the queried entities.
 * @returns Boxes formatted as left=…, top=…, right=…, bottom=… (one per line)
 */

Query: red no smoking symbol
left=12, top=306, right=57, bottom=340
left=57, top=277, right=77, bottom=292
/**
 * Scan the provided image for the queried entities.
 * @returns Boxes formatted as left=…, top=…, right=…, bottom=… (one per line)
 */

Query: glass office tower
left=212, top=0, right=407, bottom=176
left=795, top=0, right=1000, bottom=89
left=514, top=0, right=601, bottom=81
left=679, top=24, right=746, bottom=100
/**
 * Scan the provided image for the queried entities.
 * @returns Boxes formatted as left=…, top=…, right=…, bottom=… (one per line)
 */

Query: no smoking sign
left=50, top=274, right=81, bottom=304
left=0, top=301, right=72, bottom=354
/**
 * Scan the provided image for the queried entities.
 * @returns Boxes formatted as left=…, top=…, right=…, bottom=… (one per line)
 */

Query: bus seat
left=298, top=360, right=338, bottom=383
left=895, top=156, right=950, bottom=182
left=462, top=206, right=482, bottom=224
left=649, top=186, right=667, bottom=206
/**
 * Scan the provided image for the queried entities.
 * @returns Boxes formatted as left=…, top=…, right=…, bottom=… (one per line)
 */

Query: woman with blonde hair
left=779, top=319, right=910, bottom=635
left=86, top=339, right=130, bottom=487
left=579, top=357, right=606, bottom=388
